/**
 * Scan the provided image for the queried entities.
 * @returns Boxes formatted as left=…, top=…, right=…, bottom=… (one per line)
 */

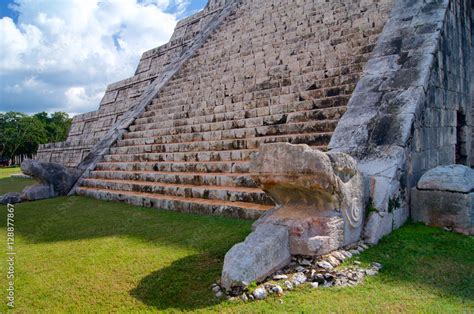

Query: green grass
left=0, top=167, right=22, bottom=179
left=0, top=167, right=37, bottom=194
left=0, top=188, right=472, bottom=312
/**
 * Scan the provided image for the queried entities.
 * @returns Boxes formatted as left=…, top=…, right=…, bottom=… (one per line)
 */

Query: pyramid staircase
left=77, top=0, right=393, bottom=219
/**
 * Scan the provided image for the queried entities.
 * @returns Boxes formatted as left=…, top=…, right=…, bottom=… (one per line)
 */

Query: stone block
left=221, top=224, right=291, bottom=291
left=363, top=211, right=393, bottom=244
left=411, top=165, right=474, bottom=235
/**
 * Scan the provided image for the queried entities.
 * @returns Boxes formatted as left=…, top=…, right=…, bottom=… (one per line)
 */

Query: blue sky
left=0, top=0, right=207, bottom=116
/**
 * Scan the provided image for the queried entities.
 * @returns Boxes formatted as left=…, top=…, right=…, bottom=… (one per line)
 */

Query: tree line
left=0, top=112, right=72, bottom=165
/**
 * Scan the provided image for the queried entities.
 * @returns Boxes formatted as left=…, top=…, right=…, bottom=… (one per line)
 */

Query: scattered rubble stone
left=239, top=294, right=248, bottom=302
left=252, top=287, right=267, bottom=300
left=291, top=272, right=307, bottom=286
left=213, top=241, right=382, bottom=301
left=271, top=285, right=283, bottom=296
left=317, top=261, right=333, bottom=270
left=273, top=274, right=288, bottom=280
left=283, top=281, right=293, bottom=290
left=310, top=282, right=319, bottom=288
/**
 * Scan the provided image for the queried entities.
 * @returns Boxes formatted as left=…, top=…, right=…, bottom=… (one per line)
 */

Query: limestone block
left=251, top=143, right=366, bottom=256
left=411, top=165, right=474, bottom=235
left=416, top=165, right=474, bottom=193
left=221, top=224, right=291, bottom=291
left=363, top=211, right=393, bottom=244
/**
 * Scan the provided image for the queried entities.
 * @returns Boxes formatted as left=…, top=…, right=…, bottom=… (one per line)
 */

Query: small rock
left=366, top=269, right=378, bottom=276
left=212, top=286, right=221, bottom=293
left=331, top=251, right=346, bottom=262
left=295, top=266, right=306, bottom=273
left=325, top=255, right=341, bottom=267
left=272, top=285, right=284, bottom=296
left=323, top=281, right=333, bottom=288
left=349, top=249, right=360, bottom=256
left=310, top=282, right=319, bottom=288
left=239, top=293, right=249, bottom=302
left=354, top=261, right=361, bottom=265
left=253, top=287, right=267, bottom=300
left=273, top=274, right=288, bottom=280
left=359, top=243, right=369, bottom=250
left=317, top=261, right=333, bottom=270
left=283, top=280, right=294, bottom=290
left=372, top=262, right=383, bottom=270
left=341, top=250, right=353, bottom=258
left=291, top=272, right=307, bottom=286
left=300, top=259, right=312, bottom=266
left=215, top=291, right=224, bottom=298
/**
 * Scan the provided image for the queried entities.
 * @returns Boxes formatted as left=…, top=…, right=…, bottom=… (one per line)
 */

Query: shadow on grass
left=7, top=196, right=252, bottom=253
left=130, top=254, right=223, bottom=311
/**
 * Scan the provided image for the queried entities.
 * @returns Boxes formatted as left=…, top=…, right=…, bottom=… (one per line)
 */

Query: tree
left=0, top=111, right=72, bottom=163
left=33, top=111, right=72, bottom=143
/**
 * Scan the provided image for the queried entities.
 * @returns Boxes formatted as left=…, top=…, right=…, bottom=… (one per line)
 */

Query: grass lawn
left=0, top=167, right=22, bottom=179
left=0, top=179, right=472, bottom=312
left=0, top=167, right=37, bottom=194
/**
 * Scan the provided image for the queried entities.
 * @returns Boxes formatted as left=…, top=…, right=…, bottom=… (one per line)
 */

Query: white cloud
left=0, top=0, right=187, bottom=116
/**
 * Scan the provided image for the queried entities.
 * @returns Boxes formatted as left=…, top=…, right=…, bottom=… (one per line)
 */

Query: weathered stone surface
left=251, top=143, right=365, bottom=256
left=221, top=224, right=290, bottom=291
left=363, top=211, right=393, bottom=244
left=22, top=184, right=54, bottom=201
left=0, top=192, right=22, bottom=205
left=411, top=165, right=474, bottom=235
left=417, top=165, right=474, bottom=193
left=21, top=160, right=82, bottom=196
left=252, top=287, right=267, bottom=300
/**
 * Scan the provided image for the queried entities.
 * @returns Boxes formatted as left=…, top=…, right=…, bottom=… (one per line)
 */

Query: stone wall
left=329, top=0, right=472, bottom=243
left=471, top=7, right=474, bottom=166
left=36, top=0, right=231, bottom=168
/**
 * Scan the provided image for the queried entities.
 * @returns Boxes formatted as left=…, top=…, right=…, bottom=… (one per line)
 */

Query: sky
left=0, top=0, right=207, bottom=117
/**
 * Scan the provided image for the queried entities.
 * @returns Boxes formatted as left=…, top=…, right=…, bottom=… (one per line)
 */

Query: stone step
left=81, top=178, right=273, bottom=205
left=102, top=145, right=327, bottom=163
left=119, top=120, right=338, bottom=147
left=141, top=91, right=351, bottom=124
left=96, top=160, right=250, bottom=173
left=77, top=187, right=273, bottom=220
left=89, top=170, right=259, bottom=188
left=103, top=148, right=258, bottom=163
left=130, top=101, right=348, bottom=133
left=110, top=132, right=332, bottom=155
